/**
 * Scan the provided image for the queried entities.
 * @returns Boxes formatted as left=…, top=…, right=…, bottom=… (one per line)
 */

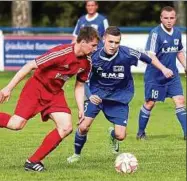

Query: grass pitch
left=0, top=71, right=186, bottom=181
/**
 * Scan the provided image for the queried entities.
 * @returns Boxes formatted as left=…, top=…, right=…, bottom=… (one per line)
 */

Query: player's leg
left=0, top=114, right=27, bottom=130
left=137, top=100, right=155, bottom=140
left=0, top=78, right=40, bottom=130
left=26, top=112, right=72, bottom=171
left=67, top=100, right=101, bottom=163
left=168, top=78, right=186, bottom=139
left=173, top=96, right=186, bottom=139
left=104, top=101, right=128, bottom=154
left=137, top=83, right=166, bottom=139
left=67, top=116, right=95, bottom=163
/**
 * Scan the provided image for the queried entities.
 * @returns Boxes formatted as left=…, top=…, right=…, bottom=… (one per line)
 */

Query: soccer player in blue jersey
left=67, top=26, right=174, bottom=163
left=137, top=6, right=187, bottom=140
left=72, top=1, right=109, bottom=46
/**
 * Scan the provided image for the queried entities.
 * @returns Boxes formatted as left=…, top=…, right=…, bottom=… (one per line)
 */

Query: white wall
left=121, top=34, right=186, bottom=73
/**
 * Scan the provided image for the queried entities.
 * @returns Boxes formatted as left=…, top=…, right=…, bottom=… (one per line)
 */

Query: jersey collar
left=99, top=47, right=119, bottom=61
left=85, top=13, right=99, bottom=21
left=161, top=23, right=174, bottom=36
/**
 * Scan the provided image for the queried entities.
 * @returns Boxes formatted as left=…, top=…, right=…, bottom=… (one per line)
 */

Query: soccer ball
left=115, top=153, right=138, bottom=174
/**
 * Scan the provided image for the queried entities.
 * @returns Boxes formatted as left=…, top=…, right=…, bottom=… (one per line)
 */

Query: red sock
left=0, top=113, right=11, bottom=128
left=29, top=129, right=62, bottom=163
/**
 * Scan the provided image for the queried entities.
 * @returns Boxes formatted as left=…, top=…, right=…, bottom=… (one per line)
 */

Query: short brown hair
left=77, top=26, right=100, bottom=43
left=161, top=6, right=176, bottom=14
left=104, top=26, right=121, bottom=37
left=85, top=1, right=98, bottom=6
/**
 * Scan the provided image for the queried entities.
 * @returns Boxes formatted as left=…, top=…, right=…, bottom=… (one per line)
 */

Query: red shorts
left=14, top=77, right=71, bottom=121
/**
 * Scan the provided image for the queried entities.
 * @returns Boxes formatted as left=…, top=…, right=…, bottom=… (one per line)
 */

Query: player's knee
left=7, top=117, right=26, bottom=130
left=144, top=101, right=155, bottom=110
left=79, top=124, right=90, bottom=134
left=175, top=97, right=185, bottom=107
left=58, top=124, right=73, bottom=137
left=115, top=132, right=126, bottom=141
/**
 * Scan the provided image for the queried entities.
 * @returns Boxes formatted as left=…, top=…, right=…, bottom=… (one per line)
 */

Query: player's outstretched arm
left=74, top=80, right=85, bottom=123
left=0, top=60, right=38, bottom=103
left=148, top=52, right=174, bottom=78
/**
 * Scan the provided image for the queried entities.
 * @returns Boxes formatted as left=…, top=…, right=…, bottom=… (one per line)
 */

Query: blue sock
left=138, top=105, right=151, bottom=134
left=74, top=129, right=87, bottom=155
left=176, top=107, right=186, bottom=136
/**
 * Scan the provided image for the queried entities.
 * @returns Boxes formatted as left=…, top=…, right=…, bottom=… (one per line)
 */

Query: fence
left=0, top=27, right=186, bottom=72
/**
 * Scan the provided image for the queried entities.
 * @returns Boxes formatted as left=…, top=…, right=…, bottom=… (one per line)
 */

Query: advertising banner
left=4, top=35, right=73, bottom=70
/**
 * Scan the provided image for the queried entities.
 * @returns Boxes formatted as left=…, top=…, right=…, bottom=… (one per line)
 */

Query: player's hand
left=77, top=110, right=85, bottom=125
left=162, top=68, right=174, bottom=78
left=0, top=87, right=11, bottom=104
left=89, top=95, right=102, bottom=105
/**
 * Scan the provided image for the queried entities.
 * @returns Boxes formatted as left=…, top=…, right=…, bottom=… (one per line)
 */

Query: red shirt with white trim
left=34, top=44, right=91, bottom=94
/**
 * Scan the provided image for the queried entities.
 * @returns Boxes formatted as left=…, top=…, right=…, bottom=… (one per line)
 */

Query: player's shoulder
left=120, top=45, right=141, bottom=58
left=78, top=15, right=87, bottom=21
left=91, top=48, right=100, bottom=60
left=150, top=25, right=160, bottom=34
left=119, top=45, right=131, bottom=55
left=173, top=26, right=182, bottom=34
left=97, top=13, right=108, bottom=20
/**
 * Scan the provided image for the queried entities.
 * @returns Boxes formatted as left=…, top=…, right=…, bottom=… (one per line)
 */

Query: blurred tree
left=32, top=1, right=84, bottom=27
left=173, top=1, right=186, bottom=27
left=0, top=1, right=186, bottom=28
left=0, top=1, right=11, bottom=26
left=12, top=1, right=32, bottom=27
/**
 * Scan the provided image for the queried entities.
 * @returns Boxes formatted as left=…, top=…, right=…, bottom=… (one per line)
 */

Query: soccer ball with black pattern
left=115, top=153, right=138, bottom=174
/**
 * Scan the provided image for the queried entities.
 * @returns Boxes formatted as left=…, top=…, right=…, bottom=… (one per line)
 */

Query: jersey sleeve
left=145, top=31, right=159, bottom=55
left=35, top=49, right=65, bottom=69
left=178, top=33, right=184, bottom=51
left=103, top=18, right=109, bottom=30
left=128, top=48, right=141, bottom=66
left=73, top=19, right=81, bottom=37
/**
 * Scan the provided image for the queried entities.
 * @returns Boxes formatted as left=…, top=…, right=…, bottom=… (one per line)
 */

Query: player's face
left=81, top=38, right=98, bottom=55
left=160, top=10, right=176, bottom=31
left=103, top=34, right=121, bottom=55
left=86, top=1, right=98, bottom=15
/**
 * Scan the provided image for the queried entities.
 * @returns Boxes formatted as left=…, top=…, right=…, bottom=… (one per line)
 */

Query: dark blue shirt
left=87, top=46, right=152, bottom=104
left=145, top=24, right=183, bottom=84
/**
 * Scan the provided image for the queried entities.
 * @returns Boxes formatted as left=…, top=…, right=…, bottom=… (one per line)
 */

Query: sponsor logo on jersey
left=55, top=73, right=70, bottom=81
left=163, top=40, right=168, bottom=44
left=162, top=46, right=179, bottom=53
left=101, top=72, right=124, bottom=79
left=113, top=66, right=124, bottom=72
left=174, top=39, right=179, bottom=45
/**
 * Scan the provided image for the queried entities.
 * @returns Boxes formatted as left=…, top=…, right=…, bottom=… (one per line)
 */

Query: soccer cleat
left=136, top=132, right=147, bottom=140
left=108, top=127, right=119, bottom=154
left=24, top=160, right=45, bottom=172
left=67, top=153, right=80, bottom=163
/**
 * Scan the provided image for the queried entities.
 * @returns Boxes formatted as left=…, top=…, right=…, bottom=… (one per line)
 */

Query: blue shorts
left=145, top=76, right=183, bottom=101
left=84, top=100, right=129, bottom=126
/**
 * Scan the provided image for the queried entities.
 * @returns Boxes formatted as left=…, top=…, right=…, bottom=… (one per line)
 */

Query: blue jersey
left=88, top=46, right=152, bottom=104
left=73, top=13, right=109, bottom=38
left=145, top=24, right=183, bottom=84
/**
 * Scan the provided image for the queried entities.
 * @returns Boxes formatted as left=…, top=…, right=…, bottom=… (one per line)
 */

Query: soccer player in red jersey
left=0, top=26, right=99, bottom=172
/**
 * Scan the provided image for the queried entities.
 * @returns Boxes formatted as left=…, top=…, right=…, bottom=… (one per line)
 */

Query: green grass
left=0, top=72, right=186, bottom=181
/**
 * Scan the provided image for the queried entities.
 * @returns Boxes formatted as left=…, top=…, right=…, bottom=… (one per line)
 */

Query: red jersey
left=34, top=44, right=91, bottom=94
